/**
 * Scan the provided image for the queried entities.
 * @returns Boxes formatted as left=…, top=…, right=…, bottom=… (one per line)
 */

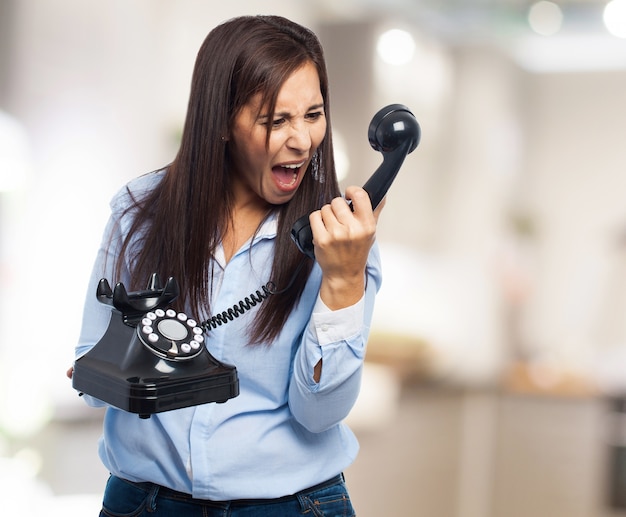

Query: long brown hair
left=114, top=15, right=340, bottom=343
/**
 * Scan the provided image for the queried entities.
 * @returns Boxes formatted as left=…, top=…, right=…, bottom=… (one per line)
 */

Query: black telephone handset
left=291, top=104, right=421, bottom=259
left=72, top=274, right=239, bottom=418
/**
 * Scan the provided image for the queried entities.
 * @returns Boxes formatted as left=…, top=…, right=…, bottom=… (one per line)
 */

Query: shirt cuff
left=311, top=295, right=365, bottom=346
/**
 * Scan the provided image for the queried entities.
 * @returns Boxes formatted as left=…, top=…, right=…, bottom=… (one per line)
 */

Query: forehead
left=247, top=62, right=323, bottom=116
left=276, top=62, right=322, bottom=104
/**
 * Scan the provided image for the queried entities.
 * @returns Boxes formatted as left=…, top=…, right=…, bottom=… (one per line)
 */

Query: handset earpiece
left=290, top=103, right=420, bottom=259
left=363, top=103, right=420, bottom=210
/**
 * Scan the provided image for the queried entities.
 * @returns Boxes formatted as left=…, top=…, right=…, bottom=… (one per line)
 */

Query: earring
left=311, top=150, right=321, bottom=181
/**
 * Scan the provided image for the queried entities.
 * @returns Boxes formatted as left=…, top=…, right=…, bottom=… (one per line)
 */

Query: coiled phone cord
left=199, top=259, right=307, bottom=331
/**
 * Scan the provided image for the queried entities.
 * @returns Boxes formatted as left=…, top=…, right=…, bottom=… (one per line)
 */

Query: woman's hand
left=309, top=185, right=384, bottom=310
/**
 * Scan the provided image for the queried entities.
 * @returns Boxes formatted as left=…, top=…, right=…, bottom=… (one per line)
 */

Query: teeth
left=277, top=171, right=298, bottom=187
left=282, top=162, right=305, bottom=169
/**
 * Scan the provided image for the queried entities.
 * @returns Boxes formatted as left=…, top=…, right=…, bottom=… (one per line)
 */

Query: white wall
left=519, top=70, right=626, bottom=374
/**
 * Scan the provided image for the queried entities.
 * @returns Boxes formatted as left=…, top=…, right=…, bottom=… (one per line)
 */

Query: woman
left=72, top=14, right=383, bottom=516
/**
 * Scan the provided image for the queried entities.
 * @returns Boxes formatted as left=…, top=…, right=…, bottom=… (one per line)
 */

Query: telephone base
left=72, top=308, right=239, bottom=418
left=72, top=353, right=239, bottom=418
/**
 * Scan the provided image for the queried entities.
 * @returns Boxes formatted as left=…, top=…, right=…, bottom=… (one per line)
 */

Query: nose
left=287, top=121, right=311, bottom=153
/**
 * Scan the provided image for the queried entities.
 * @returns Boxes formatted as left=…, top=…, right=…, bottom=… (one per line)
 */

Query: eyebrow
left=260, top=103, right=325, bottom=119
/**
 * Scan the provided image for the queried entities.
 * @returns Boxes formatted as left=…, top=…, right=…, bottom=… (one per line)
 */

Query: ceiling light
left=528, top=1, right=564, bottom=36
left=604, top=0, right=626, bottom=38
left=376, top=29, right=415, bottom=66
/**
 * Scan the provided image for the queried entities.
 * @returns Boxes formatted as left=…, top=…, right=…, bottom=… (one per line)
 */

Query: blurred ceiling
left=315, top=0, right=613, bottom=38
left=314, top=0, right=626, bottom=72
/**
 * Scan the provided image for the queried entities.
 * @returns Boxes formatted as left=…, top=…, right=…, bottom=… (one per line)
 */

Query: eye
left=271, top=117, right=286, bottom=128
left=306, top=111, right=324, bottom=121
left=260, top=117, right=286, bottom=129
left=258, top=115, right=285, bottom=128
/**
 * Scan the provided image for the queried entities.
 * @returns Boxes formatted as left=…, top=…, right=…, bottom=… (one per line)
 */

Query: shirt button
left=320, top=324, right=329, bottom=332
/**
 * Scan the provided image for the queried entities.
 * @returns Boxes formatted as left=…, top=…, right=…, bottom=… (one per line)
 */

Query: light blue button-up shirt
left=75, top=170, right=382, bottom=500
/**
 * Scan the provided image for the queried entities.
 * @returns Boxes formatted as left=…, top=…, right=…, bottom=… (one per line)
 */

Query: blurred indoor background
left=1, top=0, right=626, bottom=515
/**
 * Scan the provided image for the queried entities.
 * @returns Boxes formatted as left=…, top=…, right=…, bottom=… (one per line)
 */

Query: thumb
left=373, top=196, right=387, bottom=223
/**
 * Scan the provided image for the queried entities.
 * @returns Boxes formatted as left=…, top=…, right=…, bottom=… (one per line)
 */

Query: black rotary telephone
left=71, top=104, right=420, bottom=418
left=71, top=274, right=239, bottom=418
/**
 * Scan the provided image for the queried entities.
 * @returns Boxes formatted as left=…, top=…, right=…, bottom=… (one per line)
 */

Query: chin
left=267, top=190, right=298, bottom=206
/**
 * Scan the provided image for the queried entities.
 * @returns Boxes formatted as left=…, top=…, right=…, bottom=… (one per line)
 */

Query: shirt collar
left=253, top=210, right=278, bottom=242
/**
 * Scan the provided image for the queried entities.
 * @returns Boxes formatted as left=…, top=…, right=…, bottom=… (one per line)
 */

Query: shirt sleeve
left=73, top=191, right=133, bottom=408
left=288, top=245, right=382, bottom=433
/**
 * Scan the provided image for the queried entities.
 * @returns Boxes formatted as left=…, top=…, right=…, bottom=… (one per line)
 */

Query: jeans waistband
left=118, top=473, right=344, bottom=506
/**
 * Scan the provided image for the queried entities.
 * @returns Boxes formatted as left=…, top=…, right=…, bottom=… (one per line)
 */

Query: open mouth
left=272, top=161, right=305, bottom=188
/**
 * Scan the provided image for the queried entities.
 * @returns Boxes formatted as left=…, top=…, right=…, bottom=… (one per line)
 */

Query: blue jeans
left=99, top=474, right=356, bottom=516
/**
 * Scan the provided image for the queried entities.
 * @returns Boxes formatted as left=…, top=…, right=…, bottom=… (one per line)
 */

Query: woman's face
left=229, top=61, right=327, bottom=208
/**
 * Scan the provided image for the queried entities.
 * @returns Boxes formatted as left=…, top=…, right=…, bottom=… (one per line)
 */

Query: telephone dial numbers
left=137, top=308, right=205, bottom=360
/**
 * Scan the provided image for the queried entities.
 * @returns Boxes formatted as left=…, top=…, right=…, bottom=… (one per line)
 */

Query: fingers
left=319, top=186, right=375, bottom=223
left=308, top=186, right=382, bottom=308
left=344, top=186, right=372, bottom=217
left=308, top=186, right=379, bottom=254
left=344, top=186, right=385, bottom=222
left=309, top=199, right=356, bottom=245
